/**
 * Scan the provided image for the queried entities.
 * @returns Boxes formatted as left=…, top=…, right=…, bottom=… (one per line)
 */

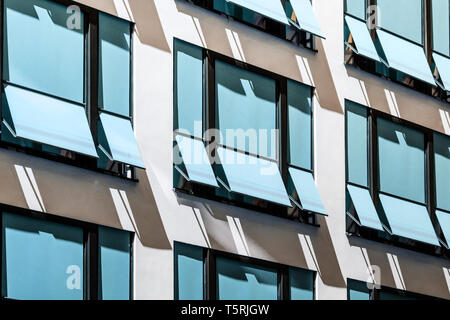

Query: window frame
left=174, top=241, right=316, bottom=300
left=184, top=0, right=317, bottom=51
left=345, top=100, right=450, bottom=258
left=0, top=0, right=138, bottom=180
left=0, top=202, right=134, bottom=300
left=173, top=38, right=318, bottom=226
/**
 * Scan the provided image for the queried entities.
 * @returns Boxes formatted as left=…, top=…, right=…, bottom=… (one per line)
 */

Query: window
left=173, top=39, right=325, bottom=224
left=345, top=100, right=450, bottom=256
left=174, top=242, right=315, bottom=300
left=186, top=0, right=325, bottom=50
left=344, top=0, right=450, bottom=102
left=0, top=209, right=133, bottom=300
left=1, top=0, right=144, bottom=178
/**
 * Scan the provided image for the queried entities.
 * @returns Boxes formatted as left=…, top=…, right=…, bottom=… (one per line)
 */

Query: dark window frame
left=173, top=38, right=319, bottom=226
left=0, top=203, right=134, bottom=300
left=345, top=100, right=450, bottom=258
left=0, top=0, right=139, bottom=181
left=174, top=241, right=316, bottom=301
left=344, top=0, right=449, bottom=103
left=184, top=0, right=317, bottom=51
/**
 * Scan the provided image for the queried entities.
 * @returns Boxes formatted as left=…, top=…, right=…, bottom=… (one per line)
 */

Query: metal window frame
left=173, top=38, right=318, bottom=225
left=0, top=203, right=134, bottom=301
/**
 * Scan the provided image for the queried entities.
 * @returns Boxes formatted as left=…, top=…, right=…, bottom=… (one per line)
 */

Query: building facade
left=0, top=0, right=449, bottom=300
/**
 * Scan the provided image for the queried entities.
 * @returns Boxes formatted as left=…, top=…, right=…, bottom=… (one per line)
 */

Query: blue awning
left=98, top=113, right=144, bottom=168
left=436, top=210, right=450, bottom=248
left=376, top=30, right=436, bottom=86
left=175, top=135, right=218, bottom=188
left=347, top=185, right=384, bottom=231
left=290, top=0, right=325, bottom=38
left=379, top=194, right=440, bottom=246
left=288, top=167, right=326, bottom=215
left=433, top=53, right=450, bottom=91
left=2, top=85, right=97, bottom=157
left=344, top=16, right=380, bottom=62
left=226, top=0, right=290, bottom=25
left=216, top=147, right=291, bottom=206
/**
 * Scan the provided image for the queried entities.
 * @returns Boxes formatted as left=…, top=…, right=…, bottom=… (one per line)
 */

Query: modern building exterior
left=0, top=0, right=449, bottom=300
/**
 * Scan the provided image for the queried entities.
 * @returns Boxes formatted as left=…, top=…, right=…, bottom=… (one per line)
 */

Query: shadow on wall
left=176, top=192, right=346, bottom=289
left=348, top=236, right=450, bottom=299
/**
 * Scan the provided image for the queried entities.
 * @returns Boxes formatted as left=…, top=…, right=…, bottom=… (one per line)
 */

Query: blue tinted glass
left=288, top=167, right=326, bottom=215
left=347, top=185, right=384, bottom=231
left=2, top=85, right=98, bottom=157
left=225, top=0, right=289, bottom=25
left=174, top=242, right=204, bottom=300
left=98, top=226, right=130, bottom=300
left=345, top=0, right=366, bottom=20
left=3, top=0, right=84, bottom=102
left=436, top=210, right=450, bottom=245
left=216, top=257, right=278, bottom=300
left=98, top=13, right=131, bottom=117
left=345, top=16, right=381, bottom=62
left=433, top=53, right=450, bottom=91
left=289, top=267, right=314, bottom=300
left=346, top=101, right=368, bottom=186
left=347, top=279, right=371, bottom=300
left=98, top=113, right=144, bottom=168
left=434, top=133, right=450, bottom=211
left=379, top=291, right=418, bottom=300
left=174, top=40, right=203, bottom=138
left=289, top=0, right=325, bottom=38
left=377, top=0, right=423, bottom=44
left=2, top=212, right=83, bottom=300
left=287, top=80, right=312, bottom=170
left=215, top=60, right=277, bottom=160
left=432, top=0, right=450, bottom=56
left=217, top=147, right=291, bottom=206
left=378, top=118, right=425, bottom=203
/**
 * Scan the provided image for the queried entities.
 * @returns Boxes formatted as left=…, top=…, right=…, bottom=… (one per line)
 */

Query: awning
left=226, top=0, right=290, bottom=25
left=216, top=147, right=291, bottom=206
left=98, top=113, right=144, bottom=168
left=290, top=0, right=325, bottom=38
left=379, top=194, right=440, bottom=246
left=432, top=53, right=450, bottom=91
left=347, top=185, right=384, bottom=231
left=435, top=210, right=450, bottom=248
left=344, top=15, right=380, bottom=62
left=288, top=167, right=326, bottom=215
left=2, top=85, right=97, bottom=158
left=376, top=30, right=436, bottom=86
left=174, top=135, right=218, bottom=188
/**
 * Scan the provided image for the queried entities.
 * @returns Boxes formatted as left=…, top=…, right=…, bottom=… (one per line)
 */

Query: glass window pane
left=216, top=257, right=278, bottom=300
left=98, top=226, right=131, bottom=300
left=3, top=0, right=84, bottom=103
left=434, top=133, right=450, bottom=211
left=215, top=60, right=277, bottom=160
left=287, top=80, right=312, bottom=170
left=346, top=101, right=368, bottom=187
left=225, top=0, right=290, bottom=25
left=379, top=291, right=418, bottom=300
left=289, top=267, right=314, bottom=300
left=347, top=279, right=371, bottom=300
left=378, top=118, right=425, bottom=203
left=345, top=0, right=366, bottom=20
left=174, top=40, right=203, bottom=138
left=432, top=0, right=450, bottom=56
left=377, top=0, right=423, bottom=44
left=174, top=242, right=204, bottom=300
left=2, top=212, right=84, bottom=300
left=99, top=13, right=131, bottom=117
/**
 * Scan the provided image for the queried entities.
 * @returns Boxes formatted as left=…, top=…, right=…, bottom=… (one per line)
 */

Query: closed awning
left=2, top=85, right=97, bottom=157
left=175, top=135, right=218, bottom=188
left=347, top=185, right=384, bottom=231
left=288, top=167, right=326, bottom=215
left=289, top=0, right=325, bottom=38
left=436, top=210, right=450, bottom=248
left=379, top=194, right=440, bottom=246
left=433, top=53, right=450, bottom=91
left=344, top=16, right=380, bottom=62
left=226, top=0, right=290, bottom=25
left=98, top=113, right=144, bottom=168
left=376, top=30, right=436, bottom=86
left=216, top=147, right=291, bottom=206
